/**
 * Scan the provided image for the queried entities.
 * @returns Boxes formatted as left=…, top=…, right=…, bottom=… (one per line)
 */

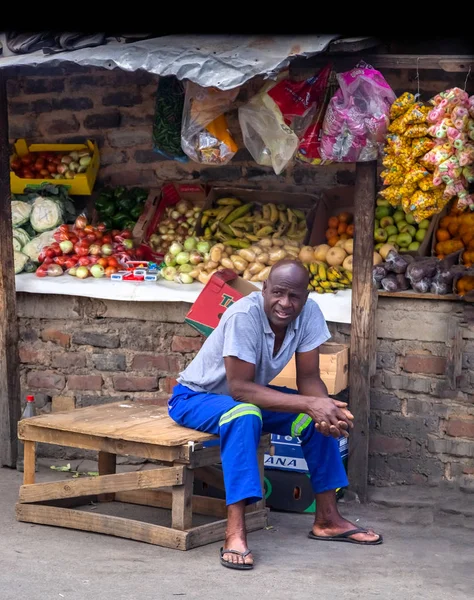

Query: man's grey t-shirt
left=178, top=291, right=330, bottom=396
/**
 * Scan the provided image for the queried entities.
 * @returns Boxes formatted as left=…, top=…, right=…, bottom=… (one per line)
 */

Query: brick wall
left=7, top=64, right=474, bottom=487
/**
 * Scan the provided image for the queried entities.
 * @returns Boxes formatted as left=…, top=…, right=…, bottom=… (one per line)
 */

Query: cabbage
left=12, top=227, right=31, bottom=247
left=11, top=201, right=32, bottom=227
left=22, top=231, right=55, bottom=263
left=12, top=237, right=22, bottom=252
left=14, top=251, right=29, bottom=274
left=29, top=197, right=64, bottom=233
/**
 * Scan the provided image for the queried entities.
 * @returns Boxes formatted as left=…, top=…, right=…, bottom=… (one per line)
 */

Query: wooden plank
left=172, top=467, right=194, bottom=530
left=0, top=72, right=21, bottom=468
left=116, top=490, right=229, bottom=519
left=348, top=161, right=378, bottom=503
left=378, top=291, right=458, bottom=301
left=19, top=467, right=184, bottom=504
left=18, top=424, right=190, bottom=463
left=15, top=503, right=188, bottom=550
left=23, top=441, right=36, bottom=485
left=186, top=509, right=268, bottom=550
left=194, top=466, right=225, bottom=491
left=98, top=451, right=116, bottom=502
left=17, top=402, right=216, bottom=447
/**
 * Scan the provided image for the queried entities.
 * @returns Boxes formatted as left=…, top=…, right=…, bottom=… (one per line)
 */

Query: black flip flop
left=308, top=527, right=383, bottom=545
left=220, top=548, right=254, bottom=570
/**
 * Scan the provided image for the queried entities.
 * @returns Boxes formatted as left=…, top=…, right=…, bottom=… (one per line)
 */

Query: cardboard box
left=132, top=188, right=161, bottom=244
left=196, top=186, right=321, bottom=244
left=185, top=269, right=258, bottom=337
left=269, top=343, right=349, bottom=395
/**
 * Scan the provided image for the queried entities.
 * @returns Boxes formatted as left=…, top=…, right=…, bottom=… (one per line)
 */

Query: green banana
left=216, top=197, right=242, bottom=206
left=256, top=225, right=275, bottom=238
left=218, top=222, right=234, bottom=235
left=223, top=203, right=253, bottom=225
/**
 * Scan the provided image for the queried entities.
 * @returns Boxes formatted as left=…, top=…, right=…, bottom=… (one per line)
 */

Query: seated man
left=168, top=259, right=382, bottom=570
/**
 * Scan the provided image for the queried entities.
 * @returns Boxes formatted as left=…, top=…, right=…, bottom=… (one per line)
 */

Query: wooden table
left=16, top=402, right=269, bottom=551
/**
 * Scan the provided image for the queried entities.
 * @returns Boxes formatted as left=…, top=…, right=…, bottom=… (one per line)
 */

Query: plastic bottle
left=16, top=395, right=36, bottom=472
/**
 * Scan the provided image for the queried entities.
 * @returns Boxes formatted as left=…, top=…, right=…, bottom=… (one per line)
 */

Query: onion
left=69, top=161, right=80, bottom=172
left=177, top=273, right=194, bottom=284
left=189, top=251, right=203, bottom=265
left=59, top=240, right=73, bottom=254
left=171, top=210, right=180, bottom=220
left=90, top=264, right=105, bottom=278
left=169, top=242, right=183, bottom=256
left=158, top=225, right=168, bottom=235
left=164, top=252, right=176, bottom=266
left=176, top=200, right=191, bottom=215
left=47, top=264, right=64, bottom=277
left=79, top=156, right=91, bottom=167
left=75, top=266, right=89, bottom=279
left=178, top=263, right=193, bottom=274
left=175, top=251, right=190, bottom=265
left=161, top=266, right=177, bottom=281
left=197, top=241, right=211, bottom=254
left=61, top=156, right=72, bottom=165
left=101, top=244, right=113, bottom=256
left=69, top=151, right=79, bottom=161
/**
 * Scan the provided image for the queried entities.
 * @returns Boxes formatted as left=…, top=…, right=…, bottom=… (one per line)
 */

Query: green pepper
left=117, top=196, right=134, bottom=213
left=101, top=218, right=113, bottom=231
left=112, top=212, right=131, bottom=228
left=130, top=204, right=143, bottom=220
left=113, top=186, right=126, bottom=200
left=99, top=200, right=116, bottom=218
left=123, top=219, right=136, bottom=231
left=130, top=187, right=148, bottom=203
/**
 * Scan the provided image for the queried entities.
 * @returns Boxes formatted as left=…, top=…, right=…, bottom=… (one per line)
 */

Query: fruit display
left=94, top=186, right=148, bottom=232
left=374, top=199, right=431, bottom=253
left=10, top=148, right=93, bottom=180
left=198, top=197, right=309, bottom=246
left=435, top=202, right=474, bottom=263
left=456, top=275, right=474, bottom=297
left=373, top=250, right=461, bottom=295
left=148, top=199, right=203, bottom=255
left=324, top=211, right=354, bottom=247
left=306, top=261, right=352, bottom=294
left=161, top=237, right=211, bottom=284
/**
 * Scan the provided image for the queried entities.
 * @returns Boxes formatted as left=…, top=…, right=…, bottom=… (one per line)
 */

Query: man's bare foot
left=312, top=517, right=381, bottom=543
left=222, top=534, right=254, bottom=567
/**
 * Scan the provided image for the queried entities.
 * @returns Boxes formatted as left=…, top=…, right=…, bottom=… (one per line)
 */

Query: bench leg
left=23, top=441, right=36, bottom=485
left=172, top=467, right=194, bottom=530
left=98, top=451, right=116, bottom=502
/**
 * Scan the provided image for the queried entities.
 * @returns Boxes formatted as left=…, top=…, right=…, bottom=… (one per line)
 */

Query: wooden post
left=23, top=441, right=36, bottom=485
left=0, top=72, right=21, bottom=467
left=348, top=161, right=378, bottom=503
left=98, top=451, right=116, bottom=502
left=172, top=467, right=194, bottom=530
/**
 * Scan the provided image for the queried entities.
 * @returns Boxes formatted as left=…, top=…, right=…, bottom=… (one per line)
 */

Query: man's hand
left=305, top=398, right=354, bottom=439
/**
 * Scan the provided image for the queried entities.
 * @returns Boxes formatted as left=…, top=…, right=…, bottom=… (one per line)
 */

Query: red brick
left=401, top=355, right=446, bottom=375
left=19, top=347, right=50, bottom=365
left=113, top=376, right=158, bottom=392
left=41, top=328, right=70, bottom=348
left=463, top=466, right=474, bottom=475
left=369, top=435, right=408, bottom=455
left=52, top=353, right=87, bottom=369
left=161, top=377, right=178, bottom=394
left=27, top=371, right=65, bottom=391
left=67, top=375, right=103, bottom=391
left=131, top=354, right=181, bottom=372
left=171, top=336, right=202, bottom=353
left=446, top=419, right=474, bottom=439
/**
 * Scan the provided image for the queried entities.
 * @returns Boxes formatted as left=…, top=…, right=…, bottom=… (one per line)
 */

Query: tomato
left=64, top=258, right=77, bottom=270
left=96, top=223, right=107, bottom=232
left=76, top=230, right=87, bottom=239
left=22, top=169, right=34, bottom=179
left=106, top=257, right=119, bottom=268
left=69, top=235, right=78, bottom=244
left=97, top=257, right=109, bottom=268
left=50, top=243, right=62, bottom=257
left=59, top=224, right=69, bottom=234
left=111, top=230, right=120, bottom=238
left=102, top=234, right=112, bottom=245
left=74, top=243, right=89, bottom=257
left=75, top=215, right=88, bottom=230
left=34, top=158, right=45, bottom=170
left=83, top=225, right=95, bottom=234
left=55, top=256, right=68, bottom=267
left=120, top=229, right=132, bottom=239
left=35, top=266, right=48, bottom=278
left=21, top=154, right=34, bottom=166
left=105, top=266, right=118, bottom=277
left=43, top=257, right=54, bottom=265
left=78, top=257, right=90, bottom=266
left=47, top=163, right=57, bottom=174
left=45, top=249, right=56, bottom=259
left=94, top=231, right=103, bottom=241
left=10, top=157, right=21, bottom=170
left=88, top=256, right=99, bottom=265
left=86, top=233, right=97, bottom=243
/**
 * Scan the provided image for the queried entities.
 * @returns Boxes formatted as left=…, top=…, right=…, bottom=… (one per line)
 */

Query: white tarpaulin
left=0, top=35, right=341, bottom=90
left=15, top=274, right=352, bottom=324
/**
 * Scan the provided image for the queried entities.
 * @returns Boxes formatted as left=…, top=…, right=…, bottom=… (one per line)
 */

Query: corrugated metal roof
left=0, top=34, right=342, bottom=90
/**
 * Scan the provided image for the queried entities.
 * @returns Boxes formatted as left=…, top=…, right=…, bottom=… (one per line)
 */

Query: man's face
left=262, top=264, right=309, bottom=331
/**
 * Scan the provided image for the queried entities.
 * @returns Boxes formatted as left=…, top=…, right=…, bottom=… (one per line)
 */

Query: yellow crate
left=10, top=139, right=100, bottom=195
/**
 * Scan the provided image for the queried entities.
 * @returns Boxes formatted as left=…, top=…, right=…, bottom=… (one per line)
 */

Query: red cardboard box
left=185, top=269, right=258, bottom=337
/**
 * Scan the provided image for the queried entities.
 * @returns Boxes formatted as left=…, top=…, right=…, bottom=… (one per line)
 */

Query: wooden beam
left=0, top=71, right=21, bottom=468
left=98, top=451, right=116, bottom=502
left=172, top=467, right=194, bottom=530
left=19, top=466, right=184, bottom=504
left=23, top=441, right=36, bottom=485
left=348, top=161, right=378, bottom=503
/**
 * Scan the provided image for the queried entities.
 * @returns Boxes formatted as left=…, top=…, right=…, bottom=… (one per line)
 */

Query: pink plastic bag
left=320, top=62, right=396, bottom=162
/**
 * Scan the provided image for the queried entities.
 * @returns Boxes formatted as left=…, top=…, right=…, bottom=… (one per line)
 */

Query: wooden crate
left=270, top=342, right=349, bottom=395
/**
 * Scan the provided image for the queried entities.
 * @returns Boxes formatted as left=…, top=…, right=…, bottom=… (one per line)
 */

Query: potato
left=249, top=261, right=265, bottom=275
left=253, top=246, right=266, bottom=257
left=242, top=268, right=252, bottom=280
left=268, top=248, right=287, bottom=262
left=272, top=238, right=284, bottom=247
left=259, top=238, right=273, bottom=248
left=210, top=246, right=222, bottom=263
left=207, top=260, right=219, bottom=270
left=220, top=257, right=234, bottom=269
left=239, top=249, right=256, bottom=262
left=256, top=266, right=272, bottom=281
left=225, top=246, right=233, bottom=256
left=198, top=271, right=212, bottom=285
left=257, top=252, right=269, bottom=264
left=230, top=255, right=248, bottom=273
left=250, top=274, right=260, bottom=282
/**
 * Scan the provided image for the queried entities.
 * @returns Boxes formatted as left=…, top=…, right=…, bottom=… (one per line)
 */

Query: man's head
left=262, top=259, right=309, bottom=332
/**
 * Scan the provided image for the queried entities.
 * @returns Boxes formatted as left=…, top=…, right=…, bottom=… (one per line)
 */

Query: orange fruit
left=439, top=216, right=452, bottom=229
left=328, top=216, right=339, bottom=229
left=436, top=229, right=451, bottom=243
left=338, top=212, right=352, bottom=224
left=325, top=228, right=338, bottom=240
left=327, top=236, right=340, bottom=247
left=448, top=221, right=460, bottom=237
left=346, top=224, right=354, bottom=237
left=339, top=233, right=349, bottom=240
left=337, top=222, right=347, bottom=235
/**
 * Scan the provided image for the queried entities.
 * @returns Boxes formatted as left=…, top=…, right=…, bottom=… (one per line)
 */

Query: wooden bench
left=16, top=402, right=269, bottom=551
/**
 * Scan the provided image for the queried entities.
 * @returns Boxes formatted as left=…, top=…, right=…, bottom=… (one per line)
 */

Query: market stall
left=1, top=34, right=473, bottom=500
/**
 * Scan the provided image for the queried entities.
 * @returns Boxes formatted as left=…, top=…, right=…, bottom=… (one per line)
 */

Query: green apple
left=397, top=232, right=412, bottom=248
left=380, top=216, right=394, bottom=228
left=375, top=242, right=384, bottom=251
left=387, top=234, right=399, bottom=244
left=418, top=219, right=430, bottom=230
left=397, top=220, right=408, bottom=232
left=376, top=198, right=391, bottom=208
left=405, top=213, right=415, bottom=225
left=415, top=228, right=427, bottom=242
left=375, top=206, right=391, bottom=220
left=401, top=224, right=417, bottom=238
left=374, top=228, right=388, bottom=243
left=393, top=210, right=405, bottom=223
left=385, top=225, right=399, bottom=237
left=374, top=219, right=380, bottom=230
left=408, top=241, right=421, bottom=251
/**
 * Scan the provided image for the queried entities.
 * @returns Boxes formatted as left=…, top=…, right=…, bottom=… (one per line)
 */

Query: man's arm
left=224, top=355, right=352, bottom=436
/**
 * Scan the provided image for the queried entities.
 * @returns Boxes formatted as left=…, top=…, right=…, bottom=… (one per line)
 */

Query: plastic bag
left=153, top=77, right=188, bottom=162
left=239, top=69, right=328, bottom=174
left=181, top=82, right=238, bottom=165
left=320, top=62, right=396, bottom=162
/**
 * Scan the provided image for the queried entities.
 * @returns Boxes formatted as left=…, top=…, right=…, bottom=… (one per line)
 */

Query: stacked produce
left=324, top=211, right=354, bottom=247
left=94, top=186, right=148, bottom=232
left=12, top=184, right=76, bottom=274
left=10, top=148, right=93, bottom=180
left=456, top=275, right=474, bottom=297
left=148, top=199, right=203, bottom=255
left=161, top=237, right=211, bottom=284
left=198, top=197, right=309, bottom=246
left=374, top=199, right=430, bottom=253
left=434, top=205, right=474, bottom=263
left=373, top=250, right=460, bottom=295
left=304, top=239, right=353, bottom=294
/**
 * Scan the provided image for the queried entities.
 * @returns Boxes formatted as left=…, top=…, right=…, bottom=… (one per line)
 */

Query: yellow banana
left=200, top=214, right=209, bottom=227
left=203, top=208, right=221, bottom=217
left=345, top=270, right=353, bottom=282
left=309, top=263, right=318, bottom=276
left=278, top=210, right=288, bottom=224
left=256, top=226, right=275, bottom=238
left=314, top=286, right=325, bottom=294
left=292, top=208, right=306, bottom=221
left=245, top=234, right=259, bottom=242
left=287, top=208, right=297, bottom=224
left=277, top=204, right=286, bottom=211
left=216, top=205, right=236, bottom=221
left=318, top=263, right=327, bottom=281
left=268, top=203, right=279, bottom=224
left=262, top=205, right=271, bottom=220
left=229, top=226, right=245, bottom=238
left=226, top=238, right=251, bottom=248
left=204, top=227, right=212, bottom=240
left=223, top=203, right=254, bottom=225
left=216, top=197, right=242, bottom=206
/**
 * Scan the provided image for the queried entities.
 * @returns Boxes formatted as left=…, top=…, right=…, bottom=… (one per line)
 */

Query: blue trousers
left=168, top=383, right=349, bottom=506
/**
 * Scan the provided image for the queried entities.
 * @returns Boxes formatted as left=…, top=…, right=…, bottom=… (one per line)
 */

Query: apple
left=376, top=198, right=391, bottom=207
left=375, top=242, right=384, bottom=251
left=374, top=228, right=388, bottom=243
left=418, top=219, right=430, bottom=230
left=380, top=216, right=394, bottom=228
left=393, top=210, right=405, bottom=223
left=385, top=225, right=398, bottom=237
left=375, top=206, right=391, bottom=220
left=401, top=224, right=417, bottom=238
left=397, top=220, right=408, bottom=232
left=374, top=219, right=380, bottom=230
left=387, top=234, right=399, bottom=244
left=415, top=229, right=427, bottom=242
left=408, top=241, right=421, bottom=251
left=405, top=213, right=416, bottom=225
left=397, top=232, right=413, bottom=248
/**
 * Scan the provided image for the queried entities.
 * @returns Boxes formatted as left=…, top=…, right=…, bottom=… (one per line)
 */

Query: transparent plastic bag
left=320, top=62, right=396, bottom=162
left=239, top=70, right=328, bottom=175
left=153, top=77, right=188, bottom=162
left=181, top=82, right=238, bottom=165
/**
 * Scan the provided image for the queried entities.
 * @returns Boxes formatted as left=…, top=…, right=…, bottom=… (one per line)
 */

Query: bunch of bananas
left=199, top=197, right=308, bottom=248
left=306, top=262, right=352, bottom=294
